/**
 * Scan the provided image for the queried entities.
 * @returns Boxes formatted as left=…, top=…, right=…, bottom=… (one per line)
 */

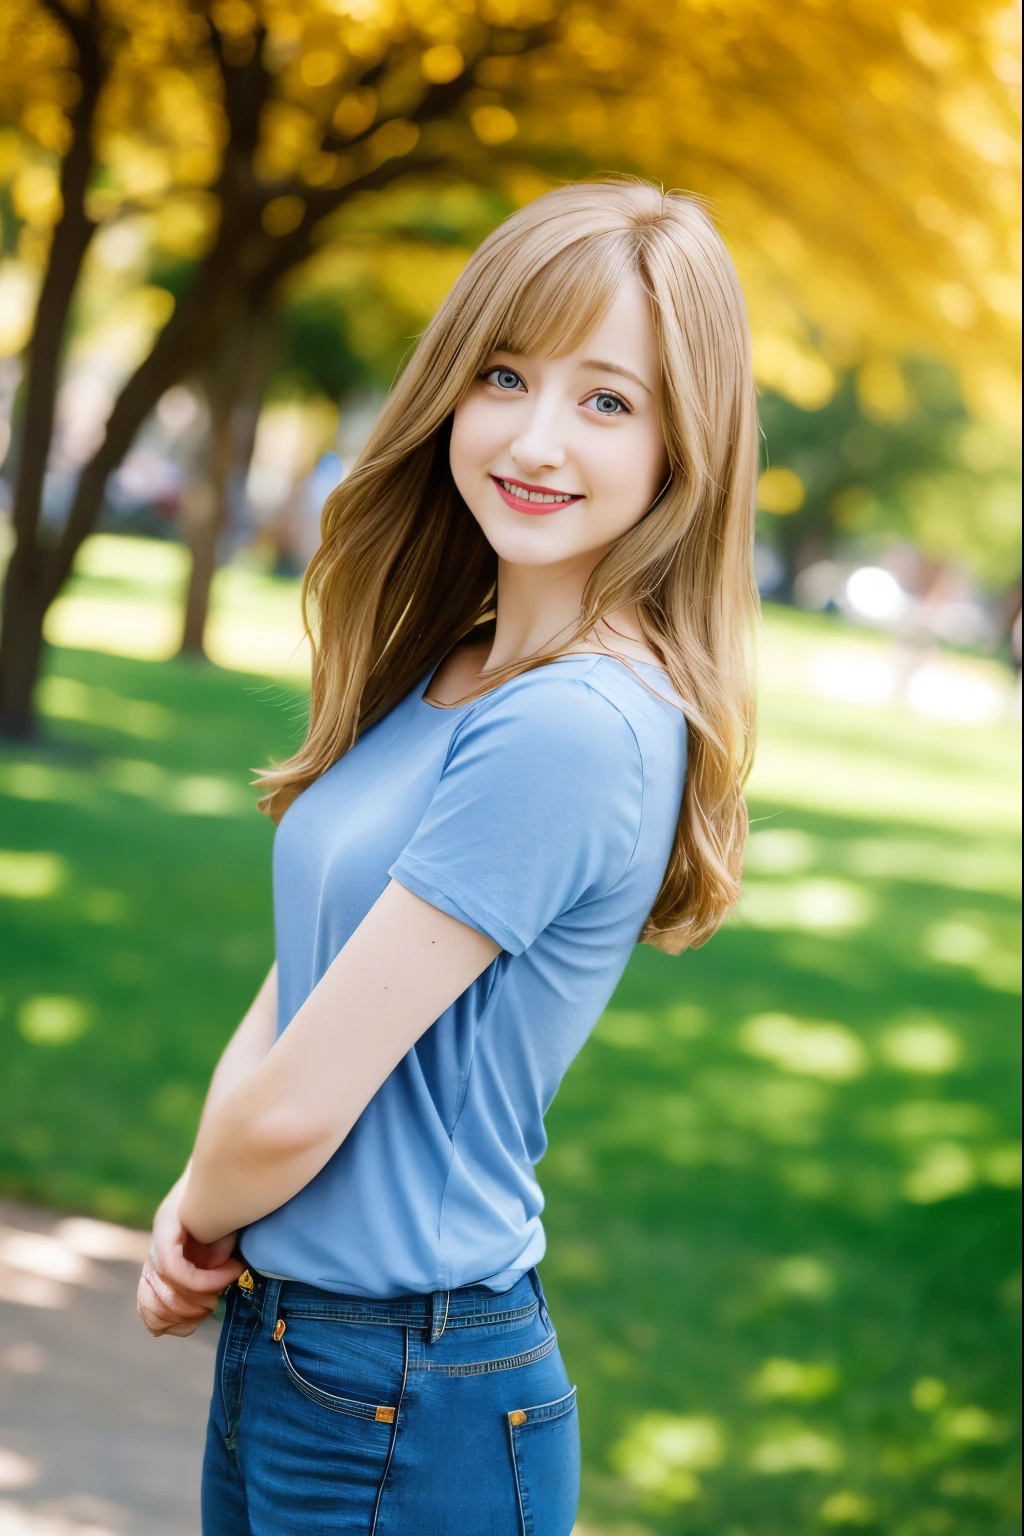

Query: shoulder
left=454, top=659, right=643, bottom=767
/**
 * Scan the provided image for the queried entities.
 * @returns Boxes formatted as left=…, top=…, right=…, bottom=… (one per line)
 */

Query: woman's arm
left=138, top=964, right=279, bottom=1334
left=179, top=882, right=500, bottom=1243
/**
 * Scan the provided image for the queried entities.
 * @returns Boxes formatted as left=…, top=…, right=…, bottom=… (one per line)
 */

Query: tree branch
left=9, top=0, right=104, bottom=558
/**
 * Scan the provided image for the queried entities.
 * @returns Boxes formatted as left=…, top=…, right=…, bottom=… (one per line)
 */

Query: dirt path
left=0, top=1199, right=214, bottom=1535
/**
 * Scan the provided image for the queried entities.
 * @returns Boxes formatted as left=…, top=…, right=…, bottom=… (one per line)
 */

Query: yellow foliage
left=0, top=0, right=1017, bottom=416
left=758, top=468, right=806, bottom=515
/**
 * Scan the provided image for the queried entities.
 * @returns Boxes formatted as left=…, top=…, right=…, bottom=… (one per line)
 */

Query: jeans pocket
left=507, top=1386, right=580, bottom=1536
left=275, top=1316, right=403, bottom=1425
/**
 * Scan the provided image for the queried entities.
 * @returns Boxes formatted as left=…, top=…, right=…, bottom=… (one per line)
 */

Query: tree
left=0, top=0, right=1018, bottom=734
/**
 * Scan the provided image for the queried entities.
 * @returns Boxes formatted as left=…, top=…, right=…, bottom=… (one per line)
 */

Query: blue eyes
left=480, top=368, right=630, bottom=416
left=591, top=391, right=625, bottom=415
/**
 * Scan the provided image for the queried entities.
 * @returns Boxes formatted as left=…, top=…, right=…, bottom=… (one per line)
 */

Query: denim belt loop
left=429, top=1287, right=451, bottom=1342
left=262, top=1277, right=282, bottom=1325
left=528, top=1267, right=550, bottom=1329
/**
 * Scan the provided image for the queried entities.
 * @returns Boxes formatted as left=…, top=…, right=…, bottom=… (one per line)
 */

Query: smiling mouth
left=491, top=476, right=584, bottom=514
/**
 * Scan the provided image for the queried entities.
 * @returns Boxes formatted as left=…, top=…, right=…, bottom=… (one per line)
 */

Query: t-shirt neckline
left=419, top=652, right=670, bottom=712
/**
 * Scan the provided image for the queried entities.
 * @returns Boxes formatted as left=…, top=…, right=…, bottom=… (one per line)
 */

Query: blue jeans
left=202, top=1265, right=580, bottom=1534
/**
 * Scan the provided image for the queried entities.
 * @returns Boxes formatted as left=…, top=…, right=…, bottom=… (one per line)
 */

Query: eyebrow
left=578, top=358, right=655, bottom=396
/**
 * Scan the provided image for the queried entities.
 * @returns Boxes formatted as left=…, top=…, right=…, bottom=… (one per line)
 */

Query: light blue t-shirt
left=240, top=655, right=687, bottom=1297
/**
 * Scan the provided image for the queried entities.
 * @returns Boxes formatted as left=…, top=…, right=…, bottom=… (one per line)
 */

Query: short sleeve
left=389, top=676, right=644, bottom=955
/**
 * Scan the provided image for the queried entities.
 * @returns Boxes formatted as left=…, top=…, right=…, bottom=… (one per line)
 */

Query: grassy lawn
left=1, top=538, right=1020, bottom=1534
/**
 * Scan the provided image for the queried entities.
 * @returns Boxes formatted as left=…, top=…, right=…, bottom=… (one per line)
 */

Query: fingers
left=137, top=1261, right=213, bottom=1339
left=154, top=1248, right=244, bottom=1302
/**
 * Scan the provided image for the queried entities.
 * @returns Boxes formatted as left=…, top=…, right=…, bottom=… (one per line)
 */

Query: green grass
left=0, top=574, right=1020, bottom=1536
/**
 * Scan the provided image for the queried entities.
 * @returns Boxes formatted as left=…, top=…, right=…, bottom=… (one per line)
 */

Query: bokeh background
left=0, top=2, right=1020, bottom=1533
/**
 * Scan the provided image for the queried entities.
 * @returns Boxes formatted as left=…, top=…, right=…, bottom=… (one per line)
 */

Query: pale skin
left=139, top=271, right=668, bottom=1336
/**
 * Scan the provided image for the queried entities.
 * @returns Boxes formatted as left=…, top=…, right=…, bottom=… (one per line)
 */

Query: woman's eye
left=588, top=391, right=628, bottom=416
left=484, top=367, right=524, bottom=391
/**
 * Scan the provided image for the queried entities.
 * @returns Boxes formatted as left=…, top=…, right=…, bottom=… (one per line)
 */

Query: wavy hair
left=256, top=180, right=760, bottom=951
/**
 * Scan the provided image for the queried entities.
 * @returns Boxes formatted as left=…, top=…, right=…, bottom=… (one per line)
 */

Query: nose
left=509, top=395, right=567, bottom=476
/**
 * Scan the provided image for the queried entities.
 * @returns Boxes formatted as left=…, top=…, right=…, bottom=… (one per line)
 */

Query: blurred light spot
left=857, top=357, right=911, bottom=420
left=864, top=1100, right=990, bottom=1141
left=907, top=664, right=1006, bottom=725
left=712, top=1076, right=826, bottom=1146
left=984, top=1142, right=1022, bottom=1188
left=150, top=1082, right=202, bottom=1134
left=819, top=1490, right=876, bottom=1526
left=772, top=1255, right=836, bottom=1300
left=912, top=1376, right=947, bottom=1412
left=923, top=916, right=1020, bottom=993
left=0, top=763, right=96, bottom=807
left=0, top=1447, right=39, bottom=1491
left=0, top=1497, right=122, bottom=1532
left=810, top=649, right=896, bottom=705
left=547, top=1240, right=607, bottom=1284
left=0, top=1228, right=99, bottom=1288
left=740, top=1014, right=867, bottom=1081
left=102, top=759, right=167, bottom=799
left=748, top=1358, right=839, bottom=1402
left=73, top=533, right=188, bottom=583
left=940, top=1405, right=1009, bottom=1443
left=750, top=1425, right=843, bottom=1474
left=793, top=560, right=839, bottom=611
left=51, top=1217, right=149, bottom=1264
left=17, top=996, right=91, bottom=1047
left=38, top=675, right=173, bottom=738
left=1, top=1342, right=46, bottom=1374
left=904, top=1142, right=975, bottom=1203
left=664, top=1004, right=708, bottom=1039
left=611, top=1413, right=725, bottom=1505
left=0, top=851, right=67, bottom=900
left=262, top=195, right=305, bottom=237
left=879, top=1019, right=962, bottom=1074
left=752, top=335, right=835, bottom=409
left=757, top=467, right=805, bottom=513
left=81, top=889, right=128, bottom=924
left=744, top=829, right=819, bottom=875
left=845, top=567, right=907, bottom=623
left=171, top=775, right=249, bottom=817
left=157, top=385, right=201, bottom=435
left=471, top=106, right=518, bottom=145
left=738, top=879, right=872, bottom=933
left=421, top=43, right=464, bottom=82
left=849, top=838, right=1019, bottom=896
left=595, top=1010, right=655, bottom=1048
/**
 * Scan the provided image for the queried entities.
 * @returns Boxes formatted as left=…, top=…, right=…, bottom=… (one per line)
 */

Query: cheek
left=450, top=395, right=502, bottom=480
left=589, top=421, right=667, bottom=518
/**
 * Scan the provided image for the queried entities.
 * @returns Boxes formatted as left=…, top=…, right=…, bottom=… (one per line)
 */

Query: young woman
left=137, top=179, right=758, bottom=1535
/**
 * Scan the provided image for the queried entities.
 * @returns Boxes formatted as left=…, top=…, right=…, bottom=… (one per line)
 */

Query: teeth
left=500, top=480, right=576, bottom=504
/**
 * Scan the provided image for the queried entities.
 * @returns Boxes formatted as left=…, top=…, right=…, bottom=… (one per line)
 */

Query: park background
left=0, top=1, right=1020, bottom=1533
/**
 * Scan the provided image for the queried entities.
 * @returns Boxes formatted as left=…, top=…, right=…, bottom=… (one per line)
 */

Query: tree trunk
left=179, top=407, right=231, bottom=656
left=0, top=546, right=48, bottom=739
left=177, top=318, right=276, bottom=657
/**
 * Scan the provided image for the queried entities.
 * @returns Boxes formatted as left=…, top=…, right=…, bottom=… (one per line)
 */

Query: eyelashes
left=478, top=367, right=632, bottom=415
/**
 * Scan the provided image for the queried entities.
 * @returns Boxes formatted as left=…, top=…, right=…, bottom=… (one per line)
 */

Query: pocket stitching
left=219, top=1289, right=260, bottom=1448
left=416, top=1329, right=558, bottom=1377
left=278, top=1336, right=395, bottom=1421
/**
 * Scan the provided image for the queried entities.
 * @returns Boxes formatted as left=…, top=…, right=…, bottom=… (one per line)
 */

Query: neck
left=484, top=552, right=601, bottom=671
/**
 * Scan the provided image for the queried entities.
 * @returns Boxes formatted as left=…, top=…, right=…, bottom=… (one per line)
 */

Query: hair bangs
left=494, top=232, right=637, bottom=360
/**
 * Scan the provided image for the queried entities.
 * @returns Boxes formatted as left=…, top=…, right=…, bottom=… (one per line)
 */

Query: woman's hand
left=137, top=1177, right=245, bottom=1338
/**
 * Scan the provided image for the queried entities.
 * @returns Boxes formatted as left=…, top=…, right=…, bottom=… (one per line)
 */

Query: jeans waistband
left=235, top=1265, right=547, bottom=1342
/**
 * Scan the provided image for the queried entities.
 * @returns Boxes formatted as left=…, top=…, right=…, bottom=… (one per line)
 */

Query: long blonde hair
left=257, top=180, right=760, bottom=952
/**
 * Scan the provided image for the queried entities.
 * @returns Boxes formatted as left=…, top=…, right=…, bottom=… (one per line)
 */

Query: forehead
left=495, top=263, right=659, bottom=384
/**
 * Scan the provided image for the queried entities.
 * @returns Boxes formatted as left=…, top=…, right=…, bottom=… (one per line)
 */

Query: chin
left=483, top=525, right=580, bottom=567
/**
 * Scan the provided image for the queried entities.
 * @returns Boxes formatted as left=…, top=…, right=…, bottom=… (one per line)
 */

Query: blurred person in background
left=134, top=180, right=759, bottom=1535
